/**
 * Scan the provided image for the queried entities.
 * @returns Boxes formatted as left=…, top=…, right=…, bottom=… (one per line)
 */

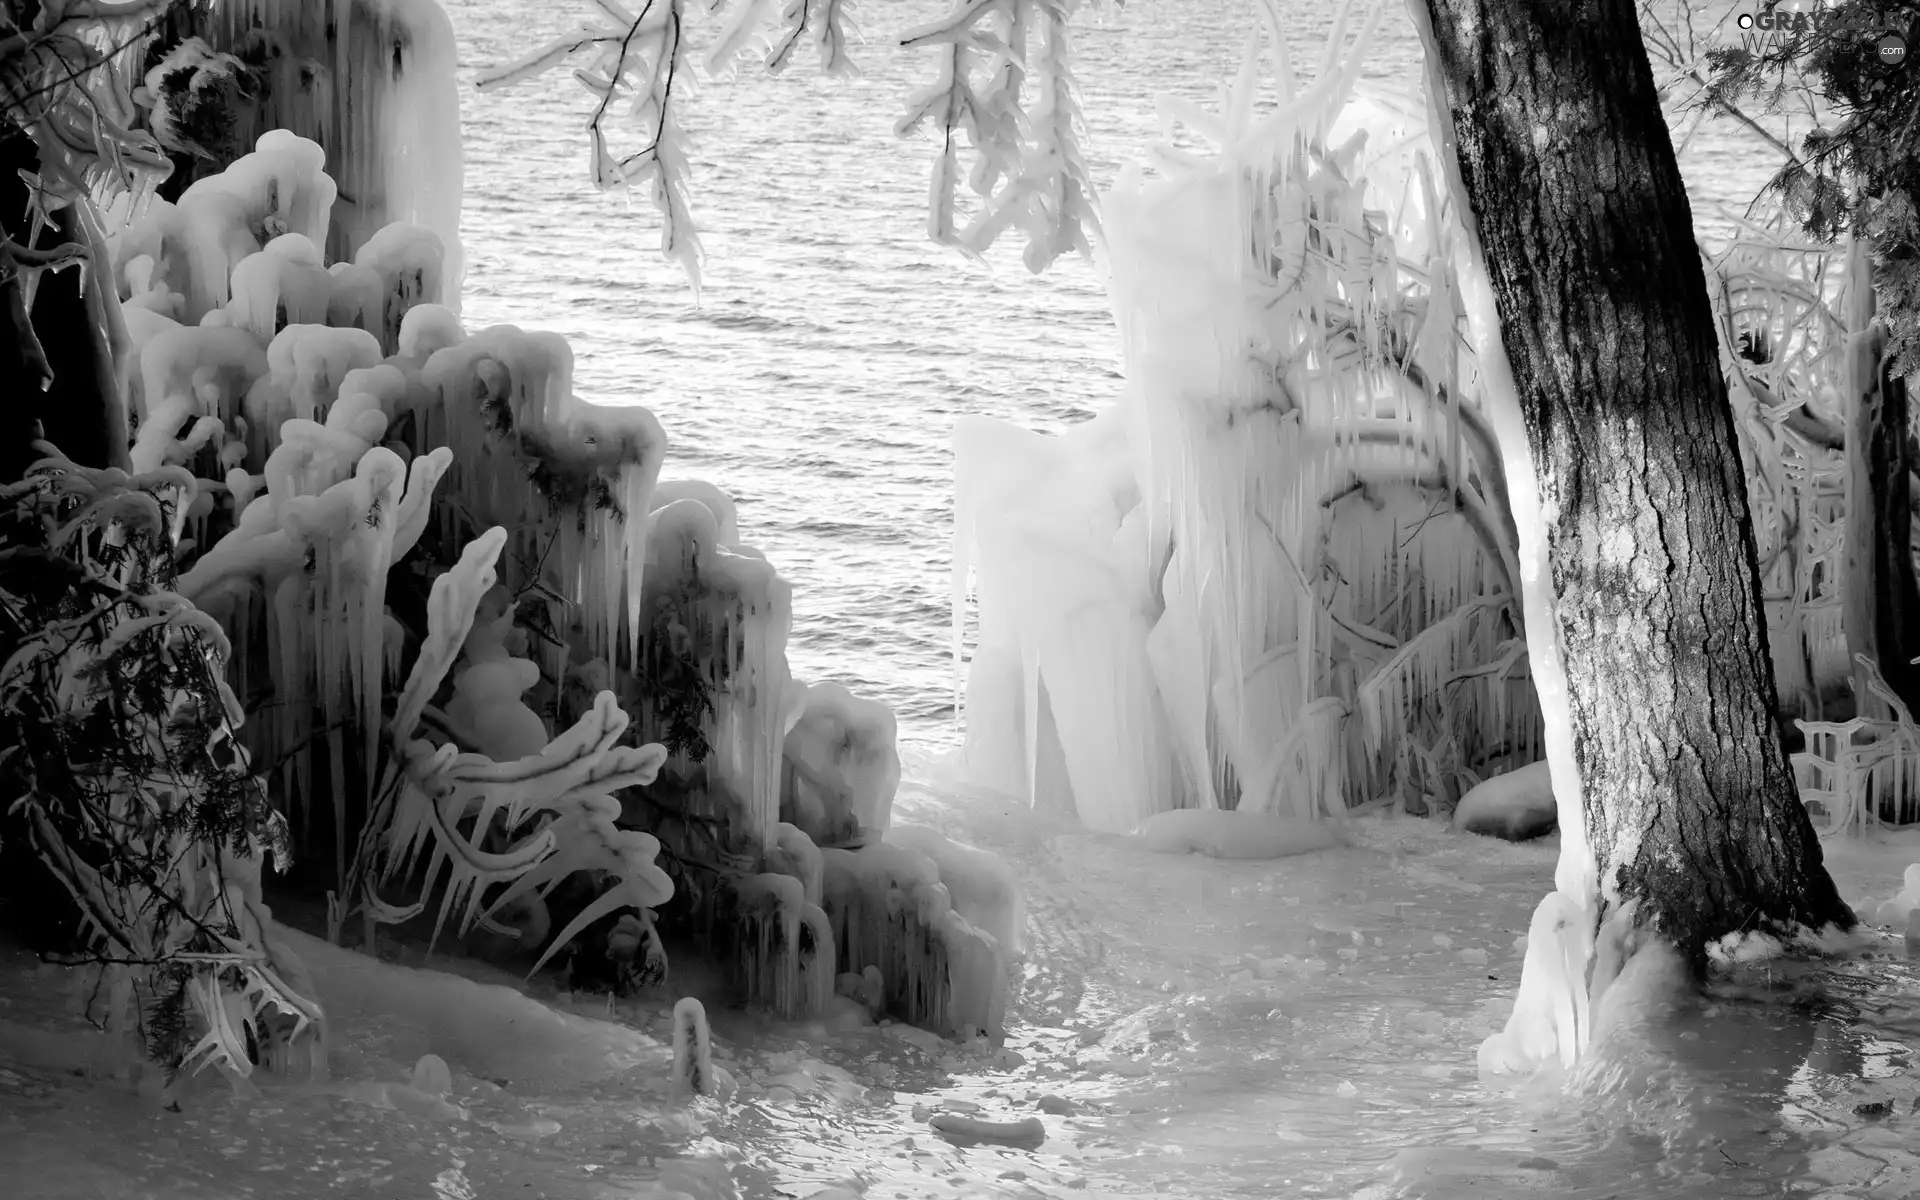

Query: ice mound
left=1136, top=809, right=1342, bottom=860
left=1453, top=761, right=1557, bottom=842
left=1871, top=864, right=1920, bottom=926
left=1478, top=891, right=1595, bottom=1075
left=884, top=824, right=1027, bottom=958
left=284, top=928, right=665, bottom=1086
left=822, top=841, right=1009, bottom=1040
left=782, top=680, right=903, bottom=846
left=94, top=109, right=996, bottom=1054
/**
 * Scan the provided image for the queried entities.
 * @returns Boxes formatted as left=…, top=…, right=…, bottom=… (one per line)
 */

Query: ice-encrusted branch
left=1, top=234, right=91, bottom=390
left=1, top=0, right=174, bottom=216
left=477, top=0, right=705, bottom=292
left=1, top=447, right=325, bottom=1084
left=766, top=0, right=859, bottom=74
left=477, top=0, right=1111, bottom=281
left=897, top=0, right=1106, bottom=269
left=896, top=34, right=978, bottom=246
left=961, top=1, right=1102, bottom=269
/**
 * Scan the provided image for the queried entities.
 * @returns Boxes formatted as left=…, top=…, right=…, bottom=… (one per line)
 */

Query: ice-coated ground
left=6, top=749, right=1920, bottom=1199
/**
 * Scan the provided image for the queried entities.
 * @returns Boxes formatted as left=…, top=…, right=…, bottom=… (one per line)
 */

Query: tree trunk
left=1840, top=244, right=1920, bottom=723
left=1414, top=0, right=1853, bottom=967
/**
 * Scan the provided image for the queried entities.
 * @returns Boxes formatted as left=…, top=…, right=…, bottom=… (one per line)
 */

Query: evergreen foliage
left=0, top=443, right=320, bottom=1080
left=1697, top=1, right=1920, bottom=372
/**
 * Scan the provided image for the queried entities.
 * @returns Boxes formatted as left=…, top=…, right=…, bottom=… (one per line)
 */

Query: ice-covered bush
left=349, top=527, right=678, bottom=982
left=6, top=0, right=1022, bottom=1042
left=0, top=447, right=324, bottom=1087
left=954, top=11, right=1534, bottom=832
left=1709, top=215, right=1861, bottom=715
left=1707, top=216, right=1920, bottom=829
left=92, top=122, right=1007, bottom=1039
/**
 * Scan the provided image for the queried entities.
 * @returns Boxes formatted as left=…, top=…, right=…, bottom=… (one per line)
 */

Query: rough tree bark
left=1415, top=0, right=1854, bottom=965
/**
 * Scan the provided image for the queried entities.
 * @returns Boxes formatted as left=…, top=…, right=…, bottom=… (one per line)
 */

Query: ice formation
left=1871, top=864, right=1920, bottom=927
left=822, top=842, right=1009, bottom=1040
left=110, top=130, right=339, bottom=322
left=952, top=15, right=1537, bottom=834
left=101, top=116, right=1013, bottom=1043
left=1136, top=809, right=1342, bottom=861
left=636, top=496, right=792, bottom=850
left=928, top=1112, right=1048, bottom=1149
left=884, top=825, right=1026, bottom=958
left=718, top=871, right=836, bottom=1019
left=442, top=587, right=550, bottom=761
left=1711, top=238, right=1920, bottom=834
left=782, top=681, right=904, bottom=846
left=1792, top=664, right=1920, bottom=836
left=195, top=0, right=467, bottom=298
left=953, top=411, right=1176, bottom=829
left=282, top=926, right=662, bottom=1085
left=1476, top=892, right=1594, bottom=1074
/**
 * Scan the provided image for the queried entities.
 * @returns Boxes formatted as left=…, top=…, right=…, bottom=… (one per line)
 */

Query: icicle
left=884, top=824, right=1025, bottom=960
left=227, top=234, right=332, bottom=339
left=639, top=499, right=793, bottom=850
left=799, top=903, right=837, bottom=1016
left=350, top=223, right=447, bottom=352
left=169, top=130, right=337, bottom=321
left=200, top=1, right=465, bottom=300
left=728, top=873, right=811, bottom=1017
left=766, top=822, right=825, bottom=906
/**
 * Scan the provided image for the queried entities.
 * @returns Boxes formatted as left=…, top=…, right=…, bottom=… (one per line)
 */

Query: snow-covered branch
left=1, top=234, right=90, bottom=390
left=477, top=0, right=1111, bottom=282
left=477, top=0, right=705, bottom=291
left=897, top=0, right=1104, bottom=269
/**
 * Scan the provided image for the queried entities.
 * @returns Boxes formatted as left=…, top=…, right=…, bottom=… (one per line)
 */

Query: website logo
left=1730, top=7, right=1911, bottom=68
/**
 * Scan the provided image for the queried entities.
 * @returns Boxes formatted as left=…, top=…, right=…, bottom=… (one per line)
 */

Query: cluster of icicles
left=952, top=21, right=1540, bottom=836
left=107, top=129, right=1017, bottom=1040
left=1708, top=234, right=1920, bottom=834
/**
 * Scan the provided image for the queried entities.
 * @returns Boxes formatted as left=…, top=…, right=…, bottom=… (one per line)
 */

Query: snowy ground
left=5, top=768, right=1920, bottom=1199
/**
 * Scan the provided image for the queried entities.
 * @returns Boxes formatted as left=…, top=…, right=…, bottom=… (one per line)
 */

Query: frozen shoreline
left=5, top=770, right=1919, bottom=1198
